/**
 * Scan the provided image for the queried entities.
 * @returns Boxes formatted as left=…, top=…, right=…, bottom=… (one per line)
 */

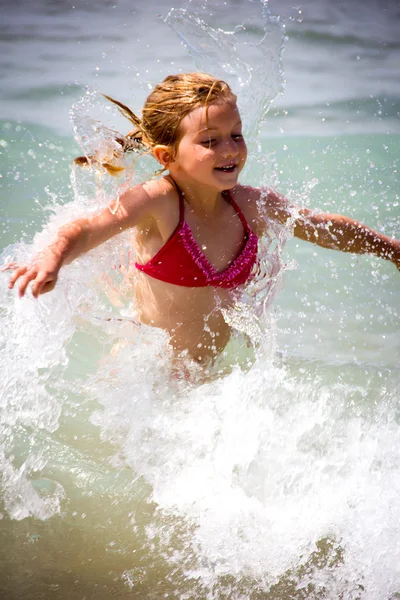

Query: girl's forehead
left=182, top=100, right=241, bottom=132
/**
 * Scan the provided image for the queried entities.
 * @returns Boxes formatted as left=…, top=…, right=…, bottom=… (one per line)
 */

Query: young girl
left=6, top=72, right=400, bottom=363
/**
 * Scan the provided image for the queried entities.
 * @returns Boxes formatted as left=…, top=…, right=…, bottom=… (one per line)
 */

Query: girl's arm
left=294, top=208, right=400, bottom=268
left=7, top=183, right=156, bottom=298
left=262, top=189, right=400, bottom=269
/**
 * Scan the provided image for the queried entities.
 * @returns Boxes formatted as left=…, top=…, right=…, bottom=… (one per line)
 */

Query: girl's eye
left=199, top=134, right=242, bottom=146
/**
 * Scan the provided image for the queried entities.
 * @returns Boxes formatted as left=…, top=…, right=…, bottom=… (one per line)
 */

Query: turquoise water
left=1, top=1, right=400, bottom=598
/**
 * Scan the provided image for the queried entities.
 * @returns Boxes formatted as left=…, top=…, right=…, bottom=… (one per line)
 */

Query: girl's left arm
left=259, top=189, right=400, bottom=270
left=294, top=207, right=400, bottom=269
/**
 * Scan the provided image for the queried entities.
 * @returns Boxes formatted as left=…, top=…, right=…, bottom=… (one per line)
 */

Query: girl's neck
left=167, top=174, right=223, bottom=217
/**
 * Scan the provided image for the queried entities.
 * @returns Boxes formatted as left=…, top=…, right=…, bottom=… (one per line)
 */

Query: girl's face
left=170, top=99, right=247, bottom=191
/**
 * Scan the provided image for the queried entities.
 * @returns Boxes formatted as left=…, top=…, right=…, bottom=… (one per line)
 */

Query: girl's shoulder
left=114, top=176, right=179, bottom=234
left=140, top=175, right=177, bottom=205
left=230, top=184, right=270, bottom=235
left=123, top=176, right=178, bottom=218
left=232, top=183, right=282, bottom=204
left=137, top=175, right=180, bottom=232
left=231, top=184, right=289, bottom=235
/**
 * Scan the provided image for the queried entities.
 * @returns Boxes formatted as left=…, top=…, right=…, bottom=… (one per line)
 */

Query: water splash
left=1, top=1, right=400, bottom=598
left=69, top=87, right=160, bottom=211
left=166, top=0, right=284, bottom=141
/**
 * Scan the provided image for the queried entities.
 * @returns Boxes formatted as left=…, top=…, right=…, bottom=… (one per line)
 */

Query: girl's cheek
left=196, top=148, right=213, bottom=159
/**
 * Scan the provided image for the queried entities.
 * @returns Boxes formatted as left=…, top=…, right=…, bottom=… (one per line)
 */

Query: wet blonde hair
left=74, top=72, right=236, bottom=176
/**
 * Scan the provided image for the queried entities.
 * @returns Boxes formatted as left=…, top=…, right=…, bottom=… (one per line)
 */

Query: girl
left=6, top=73, right=400, bottom=363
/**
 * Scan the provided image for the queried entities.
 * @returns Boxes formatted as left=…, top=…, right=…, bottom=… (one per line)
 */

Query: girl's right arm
left=7, top=183, right=156, bottom=298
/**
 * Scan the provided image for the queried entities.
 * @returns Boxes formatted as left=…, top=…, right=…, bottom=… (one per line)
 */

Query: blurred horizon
left=1, top=0, right=399, bottom=135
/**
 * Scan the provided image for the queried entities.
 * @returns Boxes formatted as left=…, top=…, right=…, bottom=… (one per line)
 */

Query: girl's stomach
left=133, top=273, right=234, bottom=362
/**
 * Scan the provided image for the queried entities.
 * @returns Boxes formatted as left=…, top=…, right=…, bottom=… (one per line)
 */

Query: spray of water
left=1, top=1, right=400, bottom=599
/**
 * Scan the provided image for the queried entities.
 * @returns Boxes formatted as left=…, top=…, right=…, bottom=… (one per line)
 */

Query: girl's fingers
left=18, top=269, right=39, bottom=297
left=0, top=261, right=18, bottom=273
left=31, top=271, right=51, bottom=298
left=8, top=265, right=29, bottom=288
left=7, top=264, right=58, bottom=297
left=41, top=279, right=57, bottom=295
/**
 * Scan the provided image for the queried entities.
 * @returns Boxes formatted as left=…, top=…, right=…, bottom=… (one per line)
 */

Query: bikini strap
left=223, top=189, right=250, bottom=232
left=169, top=177, right=185, bottom=227
left=172, top=184, right=245, bottom=231
left=176, top=186, right=185, bottom=226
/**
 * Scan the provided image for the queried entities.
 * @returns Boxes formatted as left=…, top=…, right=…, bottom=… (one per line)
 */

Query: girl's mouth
left=215, top=164, right=237, bottom=173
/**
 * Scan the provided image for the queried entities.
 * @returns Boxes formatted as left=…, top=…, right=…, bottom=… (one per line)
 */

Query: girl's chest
left=184, top=207, right=247, bottom=272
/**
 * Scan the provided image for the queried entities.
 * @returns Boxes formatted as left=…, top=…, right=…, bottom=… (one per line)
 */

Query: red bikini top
left=135, top=187, right=258, bottom=289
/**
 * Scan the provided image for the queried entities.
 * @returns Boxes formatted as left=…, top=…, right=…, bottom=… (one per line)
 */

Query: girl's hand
left=4, top=250, right=62, bottom=298
left=388, top=240, right=400, bottom=271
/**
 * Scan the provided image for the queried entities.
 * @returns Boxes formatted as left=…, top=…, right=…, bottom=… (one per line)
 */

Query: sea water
left=0, top=0, right=400, bottom=598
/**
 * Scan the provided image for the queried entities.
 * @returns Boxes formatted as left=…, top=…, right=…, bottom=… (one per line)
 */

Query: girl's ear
left=153, top=145, right=174, bottom=167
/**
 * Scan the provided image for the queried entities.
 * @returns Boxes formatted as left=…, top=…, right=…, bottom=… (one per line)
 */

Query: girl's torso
left=130, top=177, right=263, bottom=361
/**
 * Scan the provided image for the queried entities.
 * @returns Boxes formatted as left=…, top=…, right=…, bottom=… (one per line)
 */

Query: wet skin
left=6, top=100, right=400, bottom=363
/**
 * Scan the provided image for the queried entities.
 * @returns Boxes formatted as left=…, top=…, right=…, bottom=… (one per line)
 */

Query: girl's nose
left=221, top=138, right=238, bottom=157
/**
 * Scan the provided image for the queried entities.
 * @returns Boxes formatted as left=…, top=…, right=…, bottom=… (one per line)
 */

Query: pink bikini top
left=135, top=187, right=258, bottom=289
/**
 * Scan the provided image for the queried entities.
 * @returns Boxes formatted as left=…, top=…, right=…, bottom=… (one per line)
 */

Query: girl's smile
left=170, top=99, right=247, bottom=192
left=8, top=71, right=399, bottom=366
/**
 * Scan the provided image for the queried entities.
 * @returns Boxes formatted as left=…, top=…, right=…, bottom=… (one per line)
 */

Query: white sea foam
left=0, top=0, right=399, bottom=598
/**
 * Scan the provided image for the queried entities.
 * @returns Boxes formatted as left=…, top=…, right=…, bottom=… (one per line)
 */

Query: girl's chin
left=213, top=167, right=239, bottom=181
